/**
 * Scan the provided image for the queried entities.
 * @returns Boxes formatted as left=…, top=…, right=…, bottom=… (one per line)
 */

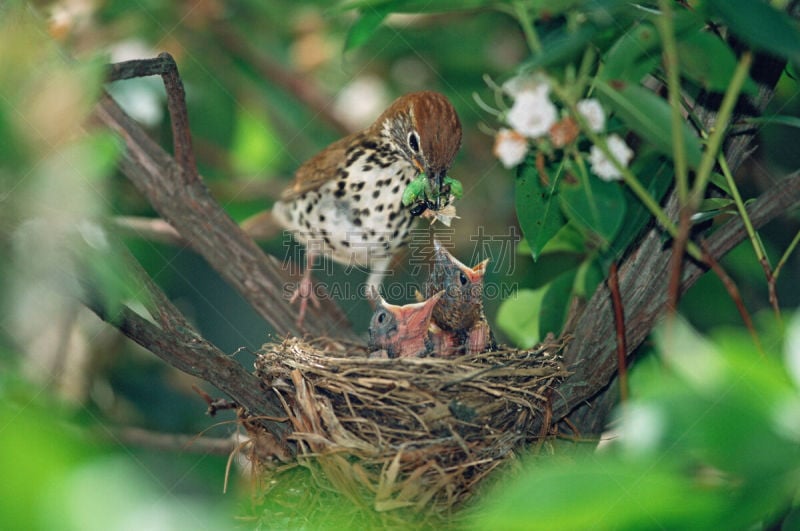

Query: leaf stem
left=513, top=2, right=542, bottom=54
left=553, top=81, right=702, bottom=260
left=656, top=0, right=688, bottom=204
left=774, top=229, right=800, bottom=281
left=718, top=154, right=766, bottom=263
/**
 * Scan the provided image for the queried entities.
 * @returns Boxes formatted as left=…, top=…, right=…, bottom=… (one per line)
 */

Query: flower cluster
left=492, top=75, right=634, bottom=181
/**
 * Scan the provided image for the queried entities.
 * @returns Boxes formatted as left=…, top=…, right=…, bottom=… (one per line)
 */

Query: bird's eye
left=459, top=271, right=468, bottom=286
left=408, top=131, right=420, bottom=153
left=377, top=310, right=387, bottom=324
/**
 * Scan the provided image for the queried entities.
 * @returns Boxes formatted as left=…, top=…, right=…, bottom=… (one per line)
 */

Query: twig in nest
left=193, top=385, right=240, bottom=416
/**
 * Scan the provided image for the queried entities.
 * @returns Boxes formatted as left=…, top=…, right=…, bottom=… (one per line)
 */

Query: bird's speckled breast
left=274, top=140, right=418, bottom=267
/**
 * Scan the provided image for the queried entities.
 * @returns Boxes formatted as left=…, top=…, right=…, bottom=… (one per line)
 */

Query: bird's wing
left=280, top=133, right=358, bottom=201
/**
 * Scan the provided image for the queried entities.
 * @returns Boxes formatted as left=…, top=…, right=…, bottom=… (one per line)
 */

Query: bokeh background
left=1, top=1, right=798, bottom=528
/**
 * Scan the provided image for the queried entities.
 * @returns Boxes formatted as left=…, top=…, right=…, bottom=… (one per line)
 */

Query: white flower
left=589, top=134, right=634, bottom=181
left=577, top=98, right=605, bottom=133
left=506, top=90, right=558, bottom=139
left=493, top=128, right=528, bottom=168
left=502, top=73, right=550, bottom=98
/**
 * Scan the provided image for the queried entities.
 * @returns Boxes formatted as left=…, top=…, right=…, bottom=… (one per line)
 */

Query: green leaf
left=596, top=80, right=703, bottom=168
left=472, top=453, right=725, bottom=530
left=744, top=114, right=800, bottom=129
left=576, top=258, right=604, bottom=299
left=559, top=174, right=626, bottom=247
left=539, top=223, right=586, bottom=255
left=539, top=269, right=577, bottom=337
left=707, top=0, right=800, bottom=64
left=344, top=9, right=388, bottom=51
left=698, top=197, right=735, bottom=212
left=496, top=288, right=545, bottom=348
left=708, top=171, right=732, bottom=195
left=602, top=22, right=661, bottom=82
left=605, top=151, right=672, bottom=259
left=677, top=32, right=758, bottom=94
left=515, top=158, right=567, bottom=260
left=522, top=25, right=598, bottom=71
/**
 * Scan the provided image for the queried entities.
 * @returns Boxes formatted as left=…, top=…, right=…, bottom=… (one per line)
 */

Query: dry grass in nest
left=247, top=336, right=569, bottom=525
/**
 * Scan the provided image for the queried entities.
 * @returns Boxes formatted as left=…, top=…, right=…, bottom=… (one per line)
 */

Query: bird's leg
left=289, top=249, right=321, bottom=326
left=365, top=257, right=391, bottom=308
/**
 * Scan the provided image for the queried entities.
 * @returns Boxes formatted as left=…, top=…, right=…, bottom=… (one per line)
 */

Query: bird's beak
left=430, top=170, right=445, bottom=209
left=433, top=239, right=489, bottom=281
left=398, top=291, right=443, bottom=331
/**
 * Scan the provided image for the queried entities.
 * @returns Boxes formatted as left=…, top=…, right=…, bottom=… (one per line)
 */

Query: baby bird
left=423, top=240, right=495, bottom=355
left=368, top=291, right=444, bottom=359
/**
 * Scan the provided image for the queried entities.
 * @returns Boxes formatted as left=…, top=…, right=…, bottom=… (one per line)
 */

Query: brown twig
left=667, top=206, right=692, bottom=314
left=212, top=23, right=354, bottom=137
left=759, top=257, right=781, bottom=319
left=109, top=53, right=198, bottom=179
left=701, top=240, right=764, bottom=356
left=109, top=426, right=237, bottom=455
left=607, top=262, right=628, bottom=403
left=113, top=216, right=187, bottom=247
left=114, top=213, right=282, bottom=246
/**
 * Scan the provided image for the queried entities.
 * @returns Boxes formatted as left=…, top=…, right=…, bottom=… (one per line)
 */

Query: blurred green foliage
left=0, top=0, right=799, bottom=528
left=470, top=315, right=800, bottom=529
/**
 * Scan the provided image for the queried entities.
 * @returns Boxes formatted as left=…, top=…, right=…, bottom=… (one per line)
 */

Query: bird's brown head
left=426, top=240, right=489, bottom=332
left=368, top=291, right=443, bottom=358
left=378, top=91, right=462, bottom=203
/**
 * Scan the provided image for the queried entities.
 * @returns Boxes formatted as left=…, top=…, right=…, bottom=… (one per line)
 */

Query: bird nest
left=247, top=336, right=569, bottom=526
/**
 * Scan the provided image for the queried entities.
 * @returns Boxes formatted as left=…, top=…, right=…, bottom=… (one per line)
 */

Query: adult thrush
left=272, top=91, right=462, bottom=325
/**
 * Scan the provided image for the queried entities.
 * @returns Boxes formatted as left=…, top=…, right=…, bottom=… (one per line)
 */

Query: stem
left=656, top=0, right=688, bottom=204
left=551, top=81, right=702, bottom=261
left=514, top=1, right=542, bottom=54
left=774, top=229, right=800, bottom=280
left=608, top=262, right=628, bottom=403
left=690, top=52, right=753, bottom=209
left=576, top=47, right=597, bottom=97
left=719, top=155, right=781, bottom=317
left=719, top=155, right=767, bottom=263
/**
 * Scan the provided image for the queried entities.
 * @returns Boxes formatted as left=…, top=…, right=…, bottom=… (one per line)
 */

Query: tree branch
left=93, top=84, right=360, bottom=342
left=555, top=171, right=800, bottom=430
left=82, top=251, right=291, bottom=440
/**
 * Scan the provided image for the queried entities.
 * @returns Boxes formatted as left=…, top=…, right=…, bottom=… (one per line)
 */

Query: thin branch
left=109, top=53, right=198, bottom=179
left=719, top=154, right=780, bottom=318
left=114, top=213, right=282, bottom=246
left=774, top=227, right=800, bottom=281
left=113, top=216, right=187, bottom=247
left=212, top=23, right=354, bottom=137
left=81, top=250, right=291, bottom=440
left=109, top=427, right=237, bottom=455
left=700, top=240, right=764, bottom=356
left=553, top=171, right=800, bottom=431
left=607, top=262, right=628, bottom=403
left=667, top=207, right=692, bottom=314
